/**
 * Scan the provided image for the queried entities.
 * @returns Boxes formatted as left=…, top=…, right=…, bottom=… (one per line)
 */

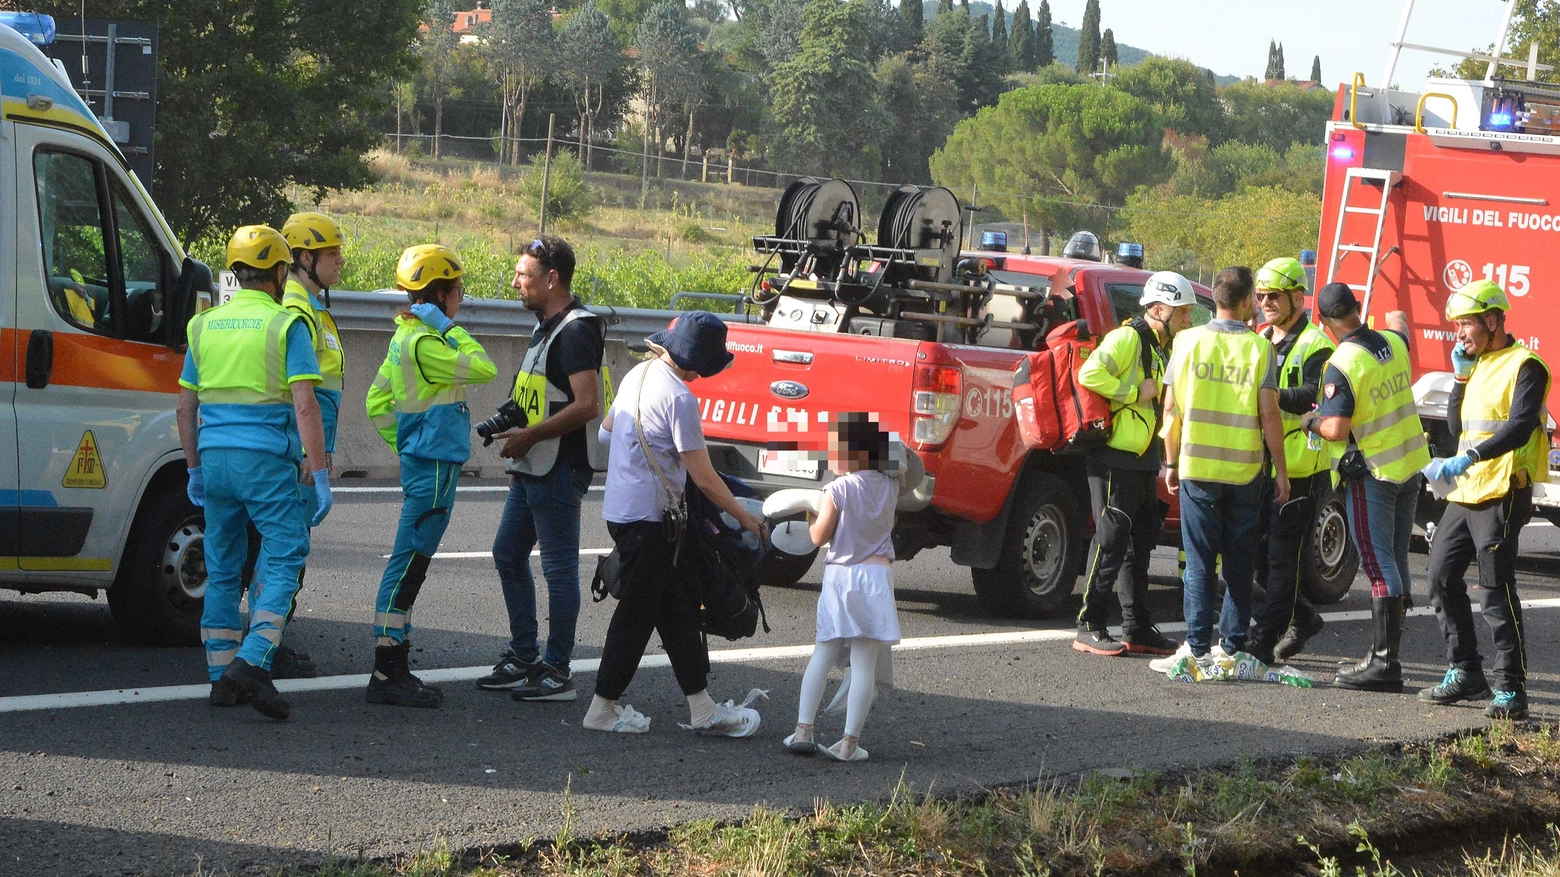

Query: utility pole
left=538, top=113, right=556, bottom=236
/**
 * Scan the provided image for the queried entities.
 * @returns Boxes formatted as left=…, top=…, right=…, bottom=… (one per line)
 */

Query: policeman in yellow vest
left=176, top=226, right=333, bottom=720
left=477, top=236, right=610, bottom=701
left=1418, top=279, right=1549, bottom=720
left=364, top=244, right=497, bottom=708
left=1070, top=271, right=1194, bottom=658
left=1156, top=266, right=1289, bottom=672
left=1301, top=283, right=1429, bottom=692
left=1247, top=257, right=1337, bottom=665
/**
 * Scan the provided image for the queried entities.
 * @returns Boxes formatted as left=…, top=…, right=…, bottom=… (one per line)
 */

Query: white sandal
left=588, top=703, right=651, bottom=734
left=821, top=739, right=868, bottom=762
left=784, top=731, right=819, bottom=755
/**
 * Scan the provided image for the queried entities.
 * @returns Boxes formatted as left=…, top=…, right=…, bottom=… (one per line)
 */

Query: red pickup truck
left=695, top=180, right=1358, bottom=618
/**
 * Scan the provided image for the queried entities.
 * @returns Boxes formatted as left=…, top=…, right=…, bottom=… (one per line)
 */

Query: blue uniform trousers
left=200, top=448, right=310, bottom=681
left=375, top=454, right=461, bottom=645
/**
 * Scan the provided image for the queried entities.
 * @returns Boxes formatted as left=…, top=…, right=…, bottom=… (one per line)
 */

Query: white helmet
left=1140, top=271, right=1196, bottom=308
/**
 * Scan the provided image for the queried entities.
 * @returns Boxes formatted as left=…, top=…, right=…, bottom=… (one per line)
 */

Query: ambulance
left=0, top=14, right=215, bottom=644
left=1317, top=0, right=1560, bottom=531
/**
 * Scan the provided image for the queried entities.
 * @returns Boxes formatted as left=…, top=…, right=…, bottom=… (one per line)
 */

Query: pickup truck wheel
left=971, top=473, right=1085, bottom=618
left=1300, top=486, right=1358, bottom=606
left=107, top=483, right=205, bottom=646
left=760, top=548, right=818, bottom=588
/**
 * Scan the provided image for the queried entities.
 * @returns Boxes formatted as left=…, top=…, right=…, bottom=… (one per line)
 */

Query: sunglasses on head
left=524, top=239, right=553, bottom=268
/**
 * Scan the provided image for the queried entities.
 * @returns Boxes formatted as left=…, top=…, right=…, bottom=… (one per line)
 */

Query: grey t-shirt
left=822, top=469, right=899, bottom=565
left=602, top=359, right=706, bottom=524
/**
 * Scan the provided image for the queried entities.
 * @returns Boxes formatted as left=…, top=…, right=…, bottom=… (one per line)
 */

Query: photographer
left=476, top=236, right=609, bottom=703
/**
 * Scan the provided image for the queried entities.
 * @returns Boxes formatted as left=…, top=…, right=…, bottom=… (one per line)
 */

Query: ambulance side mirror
left=168, top=257, right=214, bottom=350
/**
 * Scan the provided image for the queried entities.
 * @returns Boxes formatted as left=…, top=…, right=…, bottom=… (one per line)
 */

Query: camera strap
left=633, top=361, right=688, bottom=560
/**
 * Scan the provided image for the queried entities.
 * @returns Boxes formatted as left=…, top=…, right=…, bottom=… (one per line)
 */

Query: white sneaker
left=587, top=703, right=651, bottom=734
left=681, top=688, right=767, bottom=738
left=1149, top=641, right=1194, bottom=673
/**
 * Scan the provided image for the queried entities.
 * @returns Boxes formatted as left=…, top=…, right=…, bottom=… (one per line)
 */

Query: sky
left=1048, top=0, right=1518, bottom=90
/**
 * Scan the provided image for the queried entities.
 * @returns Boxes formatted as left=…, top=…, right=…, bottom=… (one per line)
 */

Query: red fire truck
left=1317, top=1, right=1560, bottom=529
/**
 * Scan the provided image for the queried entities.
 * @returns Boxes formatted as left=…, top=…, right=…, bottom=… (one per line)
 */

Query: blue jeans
left=493, top=463, right=591, bottom=669
left=1344, top=472, right=1421, bottom=598
left=1180, top=477, right=1265, bottom=656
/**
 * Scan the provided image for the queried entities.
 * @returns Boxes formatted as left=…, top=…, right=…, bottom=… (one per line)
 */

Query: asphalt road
left=6, top=477, right=1560, bottom=876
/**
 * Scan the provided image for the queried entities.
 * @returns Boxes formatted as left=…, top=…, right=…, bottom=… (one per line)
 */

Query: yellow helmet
left=281, top=212, right=345, bottom=251
left=396, top=244, right=463, bottom=291
left=226, top=225, right=292, bottom=271
left=1445, top=278, right=1511, bottom=320
left=1255, top=256, right=1307, bottom=292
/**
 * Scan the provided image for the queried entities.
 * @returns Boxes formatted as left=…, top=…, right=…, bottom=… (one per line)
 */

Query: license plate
left=759, top=448, right=821, bottom=479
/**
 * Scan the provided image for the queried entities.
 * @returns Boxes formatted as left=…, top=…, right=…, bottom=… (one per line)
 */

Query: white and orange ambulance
left=0, top=14, right=215, bottom=643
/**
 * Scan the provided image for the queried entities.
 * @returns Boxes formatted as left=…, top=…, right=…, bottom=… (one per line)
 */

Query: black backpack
left=683, top=474, right=770, bottom=640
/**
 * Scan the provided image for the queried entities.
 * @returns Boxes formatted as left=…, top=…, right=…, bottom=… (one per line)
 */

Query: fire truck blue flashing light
left=980, top=230, right=1008, bottom=252
left=0, top=13, right=56, bottom=45
left=1330, top=145, right=1355, bottom=160
left=1488, top=111, right=1515, bottom=129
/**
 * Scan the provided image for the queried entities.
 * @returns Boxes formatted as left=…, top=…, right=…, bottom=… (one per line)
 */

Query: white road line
left=9, top=597, right=1560, bottom=715
left=376, top=548, right=614, bottom=559
left=336, top=485, right=604, bottom=494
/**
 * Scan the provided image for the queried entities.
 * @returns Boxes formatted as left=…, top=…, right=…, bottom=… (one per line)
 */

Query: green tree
left=1125, top=185, right=1319, bottom=275
left=1100, top=27, right=1117, bottom=70
left=599, top=0, right=659, bottom=43
left=990, top=0, right=1009, bottom=72
left=1115, top=56, right=1225, bottom=142
left=1309, top=54, right=1321, bottom=82
left=876, top=52, right=960, bottom=182
left=636, top=1, right=702, bottom=174
left=1035, top=0, right=1053, bottom=67
left=902, top=0, right=924, bottom=43
left=559, top=2, right=625, bottom=170
left=1076, top=0, right=1100, bottom=75
left=938, top=0, right=953, bottom=13
left=1274, top=42, right=1285, bottom=79
left=481, top=0, right=557, bottom=166
left=769, top=0, right=889, bottom=178
left=1265, top=39, right=1278, bottom=80
left=422, top=0, right=460, bottom=159
left=923, top=5, right=1005, bottom=111
left=1221, top=80, right=1334, bottom=150
left=929, top=83, right=1172, bottom=240
left=1009, top=0, right=1035, bottom=72
left=1436, top=0, right=1560, bottom=84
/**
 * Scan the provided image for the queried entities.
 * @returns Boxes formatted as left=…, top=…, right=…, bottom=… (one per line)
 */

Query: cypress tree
left=902, top=0, right=923, bottom=41
left=1010, top=0, right=1035, bottom=71
left=1035, top=0, right=1053, bottom=68
left=1076, top=0, right=1100, bottom=75
left=1310, top=54, right=1321, bottom=82
left=1264, top=39, right=1278, bottom=80
left=991, top=0, right=1009, bottom=71
left=1100, top=27, right=1116, bottom=69
left=938, top=0, right=952, bottom=13
left=1274, top=42, right=1285, bottom=79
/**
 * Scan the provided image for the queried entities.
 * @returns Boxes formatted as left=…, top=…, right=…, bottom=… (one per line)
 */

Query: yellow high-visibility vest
left=282, top=279, right=344, bottom=392
left=1171, top=326, right=1271, bottom=484
left=1449, top=342, right=1552, bottom=504
left=1327, top=330, right=1429, bottom=484
left=186, top=289, right=300, bottom=405
left=1270, top=320, right=1337, bottom=479
left=1078, top=321, right=1163, bottom=457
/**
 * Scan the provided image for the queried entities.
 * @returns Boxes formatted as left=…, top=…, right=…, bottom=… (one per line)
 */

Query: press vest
left=282, top=279, right=344, bottom=392
left=1449, top=342, right=1552, bottom=504
left=1171, top=326, right=1271, bottom=484
left=505, top=308, right=614, bottom=476
left=187, top=290, right=300, bottom=406
left=1327, top=331, right=1429, bottom=484
left=1266, top=319, right=1336, bottom=479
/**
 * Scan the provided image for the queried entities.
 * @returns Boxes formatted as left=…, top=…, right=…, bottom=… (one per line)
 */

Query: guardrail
left=326, top=290, right=758, bottom=345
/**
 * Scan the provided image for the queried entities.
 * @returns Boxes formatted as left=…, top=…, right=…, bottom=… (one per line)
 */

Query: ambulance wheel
left=972, top=472, right=1085, bottom=618
left=108, top=483, right=205, bottom=646
left=1300, top=487, right=1358, bottom=605
left=760, top=548, right=818, bottom=589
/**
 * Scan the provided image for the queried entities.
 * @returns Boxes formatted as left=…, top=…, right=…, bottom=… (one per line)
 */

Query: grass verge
left=226, top=722, right=1560, bottom=877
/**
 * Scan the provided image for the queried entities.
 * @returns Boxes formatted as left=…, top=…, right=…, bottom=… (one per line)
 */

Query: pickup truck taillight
left=912, top=363, right=962, bottom=448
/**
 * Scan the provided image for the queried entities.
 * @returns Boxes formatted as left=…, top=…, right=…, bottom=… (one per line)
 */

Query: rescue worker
left=1301, top=283, right=1428, bottom=692
left=1418, top=279, right=1549, bottom=719
left=478, top=236, right=609, bottom=701
left=1247, top=257, right=1335, bottom=666
left=176, top=225, right=333, bottom=720
left=1155, top=266, right=1289, bottom=672
left=365, top=244, right=498, bottom=708
left=1071, top=271, right=1194, bottom=657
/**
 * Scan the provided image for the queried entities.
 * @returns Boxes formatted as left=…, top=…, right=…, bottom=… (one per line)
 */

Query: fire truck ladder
left=1325, top=167, right=1403, bottom=319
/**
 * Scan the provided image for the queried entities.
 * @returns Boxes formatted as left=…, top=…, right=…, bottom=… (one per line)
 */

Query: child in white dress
left=787, top=413, right=900, bottom=762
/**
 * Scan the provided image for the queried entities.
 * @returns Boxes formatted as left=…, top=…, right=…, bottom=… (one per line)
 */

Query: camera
left=475, top=399, right=524, bottom=446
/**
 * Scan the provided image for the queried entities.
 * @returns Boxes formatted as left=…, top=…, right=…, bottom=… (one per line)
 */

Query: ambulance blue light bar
left=0, top=12, right=56, bottom=45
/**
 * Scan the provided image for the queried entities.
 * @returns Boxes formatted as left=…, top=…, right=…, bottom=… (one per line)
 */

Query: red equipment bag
left=1011, top=319, right=1114, bottom=454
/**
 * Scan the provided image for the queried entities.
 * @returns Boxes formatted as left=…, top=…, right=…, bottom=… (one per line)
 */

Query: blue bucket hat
left=647, top=311, right=734, bottom=378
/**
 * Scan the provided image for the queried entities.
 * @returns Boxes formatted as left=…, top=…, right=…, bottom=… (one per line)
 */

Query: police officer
left=176, top=225, right=333, bottom=720
left=1071, top=271, right=1194, bottom=658
left=1247, top=257, right=1335, bottom=666
left=477, top=236, right=609, bottom=701
left=364, top=245, right=498, bottom=708
left=1418, top=279, right=1549, bottom=720
left=1301, top=284, right=1429, bottom=692
left=1156, top=266, right=1289, bottom=671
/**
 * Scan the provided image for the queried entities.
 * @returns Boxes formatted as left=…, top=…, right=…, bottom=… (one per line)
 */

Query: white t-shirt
left=821, top=469, right=898, bottom=565
left=602, top=359, right=706, bottom=523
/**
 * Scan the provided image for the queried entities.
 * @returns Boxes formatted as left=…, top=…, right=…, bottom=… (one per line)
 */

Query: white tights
left=797, top=637, right=880, bottom=737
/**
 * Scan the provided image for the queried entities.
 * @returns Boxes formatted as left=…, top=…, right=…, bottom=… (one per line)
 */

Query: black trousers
left=1076, top=459, right=1164, bottom=634
left=1428, top=485, right=1532, bottom=691
left=1250, top=472, right=1326, bottom=645
left=595, top=520, right=710, bottom=700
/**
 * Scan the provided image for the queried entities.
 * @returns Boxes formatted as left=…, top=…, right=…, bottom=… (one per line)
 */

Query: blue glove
left=186, top=466, right=204, bottom=507
left=310, top=469, right=333, bottom=527
left=1439, top=453, right=1475, bottom=481
left=1451, top=343, right=1476, bottom=379
left=410, top=302, right=454, bottom=335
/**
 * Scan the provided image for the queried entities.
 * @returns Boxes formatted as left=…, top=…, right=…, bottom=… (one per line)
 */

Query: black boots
left=215, top=658, right=291, bottom=720
left=1335, top=596, right=1405, bottom=692
left=366, top=641, right=444, bottom=708
left=270, top=644, right=319, bottom=679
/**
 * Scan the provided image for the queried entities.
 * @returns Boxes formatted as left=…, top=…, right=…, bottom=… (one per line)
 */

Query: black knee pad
left=1097, top=505, right=1132, bottom=553
left=393, top=554, right=433, bottom=611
